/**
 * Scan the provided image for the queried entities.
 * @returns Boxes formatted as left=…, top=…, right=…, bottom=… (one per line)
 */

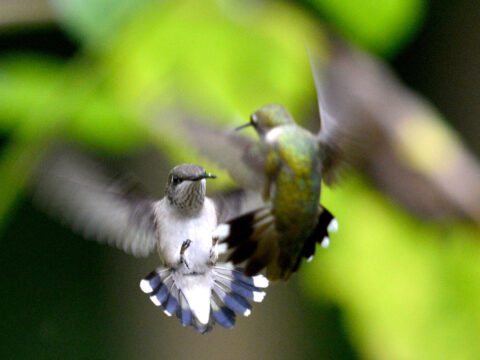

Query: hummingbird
left=34, top=151, right=268, bottom=333
left=181, top=55, right=342, bottom=280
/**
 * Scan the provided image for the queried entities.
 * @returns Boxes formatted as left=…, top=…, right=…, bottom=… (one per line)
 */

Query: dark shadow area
left=0, top=200, right=114, bottom=359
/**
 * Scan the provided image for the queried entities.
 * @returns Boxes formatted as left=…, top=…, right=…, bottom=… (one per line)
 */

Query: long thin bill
left=235, top=123, right=252, bottom=131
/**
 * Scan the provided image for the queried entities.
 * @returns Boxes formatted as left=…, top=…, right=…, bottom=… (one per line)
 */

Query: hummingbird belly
left=157, top=200, right=217, bottom=270
left=271, top=127, right=322, bottom=263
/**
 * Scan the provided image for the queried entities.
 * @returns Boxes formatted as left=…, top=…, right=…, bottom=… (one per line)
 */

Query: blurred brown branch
left=0, top=0, right=54, bottom=28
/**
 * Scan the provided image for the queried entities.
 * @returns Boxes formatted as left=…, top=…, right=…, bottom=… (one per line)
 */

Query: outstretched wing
left=181, top=118, right=267, bottom=191
left=309, top=47, right=367, bottom=185
left=33, top=149, right=158, bottom=257
left=311, top=38, right=480, bottom=222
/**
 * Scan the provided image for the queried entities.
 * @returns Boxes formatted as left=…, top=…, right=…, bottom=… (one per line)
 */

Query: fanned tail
left=219, top=205, right=338, bottom=279
left=139, top=265, right=268, bottom=333
left=292, top=207, right=338, bottom=272
left=139, top=268, right=182, bottom=316
left=210, top=264, right=268, bottom=328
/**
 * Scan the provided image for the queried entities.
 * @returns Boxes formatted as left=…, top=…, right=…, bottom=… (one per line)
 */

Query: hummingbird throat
left=169, top=180, right=206, bottom=213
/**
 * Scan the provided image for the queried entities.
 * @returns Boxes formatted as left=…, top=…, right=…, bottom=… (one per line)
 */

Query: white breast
left=155, top=198, right=217, bottom=270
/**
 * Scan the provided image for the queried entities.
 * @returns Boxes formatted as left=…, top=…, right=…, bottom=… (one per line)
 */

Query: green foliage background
left=1, top=1, right=479, bottom=359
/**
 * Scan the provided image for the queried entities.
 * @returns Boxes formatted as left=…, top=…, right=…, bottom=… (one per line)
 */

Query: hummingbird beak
left=192, top=172, right=217, bottom=181
left=235, top=123, right=252, bottom=131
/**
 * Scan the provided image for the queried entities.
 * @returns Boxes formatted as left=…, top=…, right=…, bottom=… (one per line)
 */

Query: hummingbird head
left=236, top=105, right=295, bottom=138
left=165, top=164, right=216, bottom=213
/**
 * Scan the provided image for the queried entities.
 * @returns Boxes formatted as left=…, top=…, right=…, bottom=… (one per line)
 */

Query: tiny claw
left=181, top=258, right=190, bottom=270
left=180, top=239, right=192, bottom=269
left=180, top=239, right=192, bottom=255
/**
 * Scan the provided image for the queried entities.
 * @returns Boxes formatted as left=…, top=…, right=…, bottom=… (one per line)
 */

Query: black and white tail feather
left=219, top=205, right=338, bottom=278
left=139, top=264, right=268, bottom=333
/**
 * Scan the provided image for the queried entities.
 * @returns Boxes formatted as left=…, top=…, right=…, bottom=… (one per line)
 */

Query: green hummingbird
left=182, top=55, right=344, bottom=280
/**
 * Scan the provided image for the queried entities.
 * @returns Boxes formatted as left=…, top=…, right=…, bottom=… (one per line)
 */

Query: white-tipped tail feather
left=321, top=236, right=330, bottom=248
left=251, top=274, right=269, bottom=288
left=327, top=219, right=339, bottom=233
left=221, top=205, right=338, bottom=277
left=139, top=264, right=268, bottom=333
left=212, top=223, right=231, bottom=240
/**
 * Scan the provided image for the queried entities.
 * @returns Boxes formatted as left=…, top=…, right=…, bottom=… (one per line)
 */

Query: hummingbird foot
left=208, top=243, right=221, bottom=266
left=180, top=239, right=192, bottom=269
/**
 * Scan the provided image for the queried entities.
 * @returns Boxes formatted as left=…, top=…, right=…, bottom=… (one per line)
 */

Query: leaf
left=49, top=0, right=151, bottom=48
left=308, top=0, right=426, bottom=56
left=103, top=0, right=327, bottom=121
left=0, top=56, right=65, bottom=132
left=0, top=55, right=147, bottom=152
left=302, top=177, right=480, bottom=359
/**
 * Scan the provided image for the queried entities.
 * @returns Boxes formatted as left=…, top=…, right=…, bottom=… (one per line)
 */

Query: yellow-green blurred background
left=0, top=0, right=479, bottom=359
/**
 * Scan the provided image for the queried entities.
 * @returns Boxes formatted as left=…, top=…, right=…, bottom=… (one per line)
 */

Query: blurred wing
left=315, top=37, right=480, bottom=222
left=212, top=189, right=264, bottom=224
left=33, top=150, right=158, bottom=257
left=309, top=48, right=367, bottom=185
left=181, top=118, right=267, bottom=190
left=309, top=49, right=338, bottom=143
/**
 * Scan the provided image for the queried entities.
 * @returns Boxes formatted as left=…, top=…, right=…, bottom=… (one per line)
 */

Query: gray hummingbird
left=34, top=151, right=268, bottom=333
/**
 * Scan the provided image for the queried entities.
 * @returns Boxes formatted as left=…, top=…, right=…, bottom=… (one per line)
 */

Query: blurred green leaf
left=0, top=54, right=149, bottom=230
left=104, top=0, right=327, bottom=120
left=50, top=0, right=151, bottom=48
left=0, top=55, right=147, bottom=151
left=308, top=0, right=426, bottom=56
left=0, top=137, right=49, bottom=233
left=0, top=56, right=65, bottom=132
left=302, top=178, right=480, bottom=359
left=66, top=84, right=149, bottom=152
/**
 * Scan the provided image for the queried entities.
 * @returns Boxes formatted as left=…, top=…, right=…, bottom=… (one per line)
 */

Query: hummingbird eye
left=250, top=113, right=258, bottom=125
left=171, top=176, right=182, bottom=186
